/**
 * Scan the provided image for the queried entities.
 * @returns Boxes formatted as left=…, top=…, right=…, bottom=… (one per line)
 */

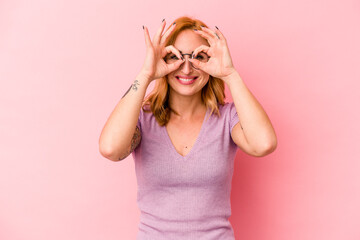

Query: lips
left=175, top=76, right=198, bottom=85
left=176, top=76, right=198, bottom=80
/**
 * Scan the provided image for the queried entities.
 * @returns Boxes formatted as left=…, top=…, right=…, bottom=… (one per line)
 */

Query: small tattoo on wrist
left=122, top=80, right=140, bottom=98
left=132, top=80, right=140, bottom=90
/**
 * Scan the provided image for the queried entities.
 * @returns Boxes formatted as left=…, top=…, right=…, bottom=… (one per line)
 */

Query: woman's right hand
left=139, top=20, right=184, bottom=82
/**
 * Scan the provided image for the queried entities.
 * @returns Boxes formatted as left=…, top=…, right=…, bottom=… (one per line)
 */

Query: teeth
left=178, top=77, right=196, bottom=81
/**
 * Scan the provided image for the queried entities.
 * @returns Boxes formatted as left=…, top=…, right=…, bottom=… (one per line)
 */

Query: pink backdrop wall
left=1, top=0, right=359, bottom=239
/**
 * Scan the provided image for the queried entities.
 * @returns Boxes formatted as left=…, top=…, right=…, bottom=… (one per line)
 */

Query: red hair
left=142, top=16, right=226, bottom=126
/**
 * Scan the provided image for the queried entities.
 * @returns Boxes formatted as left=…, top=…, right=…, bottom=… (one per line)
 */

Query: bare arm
left=99, top=73, right=151, bottom=161
left=118, top=125, right=141, bottom=160
left=99, top=20, right=184, bottom=161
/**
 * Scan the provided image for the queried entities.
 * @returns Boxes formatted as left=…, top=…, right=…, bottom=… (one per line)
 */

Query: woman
left=99, top=16, right=277, bottom=240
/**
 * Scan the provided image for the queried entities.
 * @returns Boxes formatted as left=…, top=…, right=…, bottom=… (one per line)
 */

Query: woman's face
left=166, top=29, right=210, bottom=98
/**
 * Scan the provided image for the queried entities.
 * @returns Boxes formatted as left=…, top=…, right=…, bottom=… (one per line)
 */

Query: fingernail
left=162, top=18, right=165, bottom=22
left=215, top=26, right=219, bottom=30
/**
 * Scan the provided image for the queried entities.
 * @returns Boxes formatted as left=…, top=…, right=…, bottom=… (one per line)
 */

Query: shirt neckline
left=162, top=107, right=210, bottom=160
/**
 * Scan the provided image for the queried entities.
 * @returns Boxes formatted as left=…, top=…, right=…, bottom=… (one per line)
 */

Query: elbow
left=261, top=139, right=278, bottom=157
left=99, top=146, right=124, bottom=162
left=253, top=139, right=277, bottom=157
left=99, top=148, right=115, bottom=161
left=99, top=137, right=127, bottom=162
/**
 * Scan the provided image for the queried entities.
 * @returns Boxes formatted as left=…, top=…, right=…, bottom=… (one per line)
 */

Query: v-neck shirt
left=132, top=101, right=240, bottom=240
left=163, top=107, right=209, bottom=159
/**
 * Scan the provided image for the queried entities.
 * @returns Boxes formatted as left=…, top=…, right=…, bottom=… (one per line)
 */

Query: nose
left=179, top=54, right=193, bottom=73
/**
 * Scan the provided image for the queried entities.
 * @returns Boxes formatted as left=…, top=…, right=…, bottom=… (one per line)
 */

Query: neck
left=168, top=90, right=206, bottom=121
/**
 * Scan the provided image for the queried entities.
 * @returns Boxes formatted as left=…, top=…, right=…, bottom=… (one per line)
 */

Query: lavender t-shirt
left=132, top=102, right=240, bottom=240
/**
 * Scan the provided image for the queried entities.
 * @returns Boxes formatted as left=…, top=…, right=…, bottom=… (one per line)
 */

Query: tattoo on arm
left=118, top=126, right=141, bottom=161
left=121, top=85, right=132, bottom=99
left=121, top=80, right=140, bottom=99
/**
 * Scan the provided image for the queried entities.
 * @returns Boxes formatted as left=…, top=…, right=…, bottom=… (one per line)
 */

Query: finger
left=192, top=45, right=211, bottom=58
left=167, top=59, right=184, bottom=72
left=162, top=45, right=184, bottom=61
left=200, top=26, right=221, bottom=40
left=214, top=27, right=226, bottom=42
left=160, top=22, right=177, bottom=46
left=143, top=26, right=153, bottom=48
left=153, top=20, right=166, bottom=45
left=193, top=29, right=215, bottom=46
left=189, top=58, right=206, bottom=71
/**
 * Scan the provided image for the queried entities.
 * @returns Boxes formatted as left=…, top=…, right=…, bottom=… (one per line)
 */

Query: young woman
left=99, top=16, right=277, bottom=240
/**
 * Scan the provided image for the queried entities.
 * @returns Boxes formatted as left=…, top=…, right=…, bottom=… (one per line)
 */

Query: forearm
left=99, top=73, right=151, bottom=159
left=223, top=71, right=277, bottom=152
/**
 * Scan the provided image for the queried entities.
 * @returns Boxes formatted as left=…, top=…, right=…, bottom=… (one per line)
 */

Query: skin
left=118, top=125, right=141, bottom=160
left=118, top=21, right=277, bottom=159
left=166, top=29, right=211, bottom=120
left=121, top=80, right=140, bottom=99
left=166, top=26, right=243, bottom=156
left=121, top=24, right=235, bottom=158
left=119, top=28, right=211, bottom=160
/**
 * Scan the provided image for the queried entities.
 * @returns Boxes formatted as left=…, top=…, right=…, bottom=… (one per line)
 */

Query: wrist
left=136, top=72, right=153, bottom=84
left=222, top=69, right=239, bottom=84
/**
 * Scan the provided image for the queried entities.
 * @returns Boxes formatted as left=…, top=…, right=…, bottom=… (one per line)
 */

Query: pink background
left=1, top=0, right=359, bottom=239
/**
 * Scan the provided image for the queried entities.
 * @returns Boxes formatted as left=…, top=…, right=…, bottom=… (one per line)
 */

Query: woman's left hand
left=190, top=26, right=237, bottom=81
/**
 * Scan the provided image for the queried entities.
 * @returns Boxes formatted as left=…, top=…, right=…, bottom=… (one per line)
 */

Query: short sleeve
left=229, top=102, right=240, bottom=133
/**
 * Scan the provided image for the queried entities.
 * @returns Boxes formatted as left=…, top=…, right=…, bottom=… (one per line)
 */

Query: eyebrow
left=179, top=50, right=194, bottom=54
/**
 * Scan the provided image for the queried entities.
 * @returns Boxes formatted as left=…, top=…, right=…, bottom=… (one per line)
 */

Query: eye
left=195, top=55, right=204, bottom=60
left=170, top=54, right=179, bottom=60
left=194, top=52, right=208, bottom=61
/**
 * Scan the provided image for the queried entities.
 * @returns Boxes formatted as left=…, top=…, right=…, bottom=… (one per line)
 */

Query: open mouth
left=176, top=76, right=198, bottom=82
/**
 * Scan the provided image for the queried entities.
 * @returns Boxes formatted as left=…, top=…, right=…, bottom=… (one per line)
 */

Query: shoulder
left=139, top=105, right=153, bottom=120
left=205, top=101, right=235, bottom=125
left=215, top=101, right=239, bottom=131
left=138, top=105, right=162, bottom=130
left=214, top=101, right=235, bottom=117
